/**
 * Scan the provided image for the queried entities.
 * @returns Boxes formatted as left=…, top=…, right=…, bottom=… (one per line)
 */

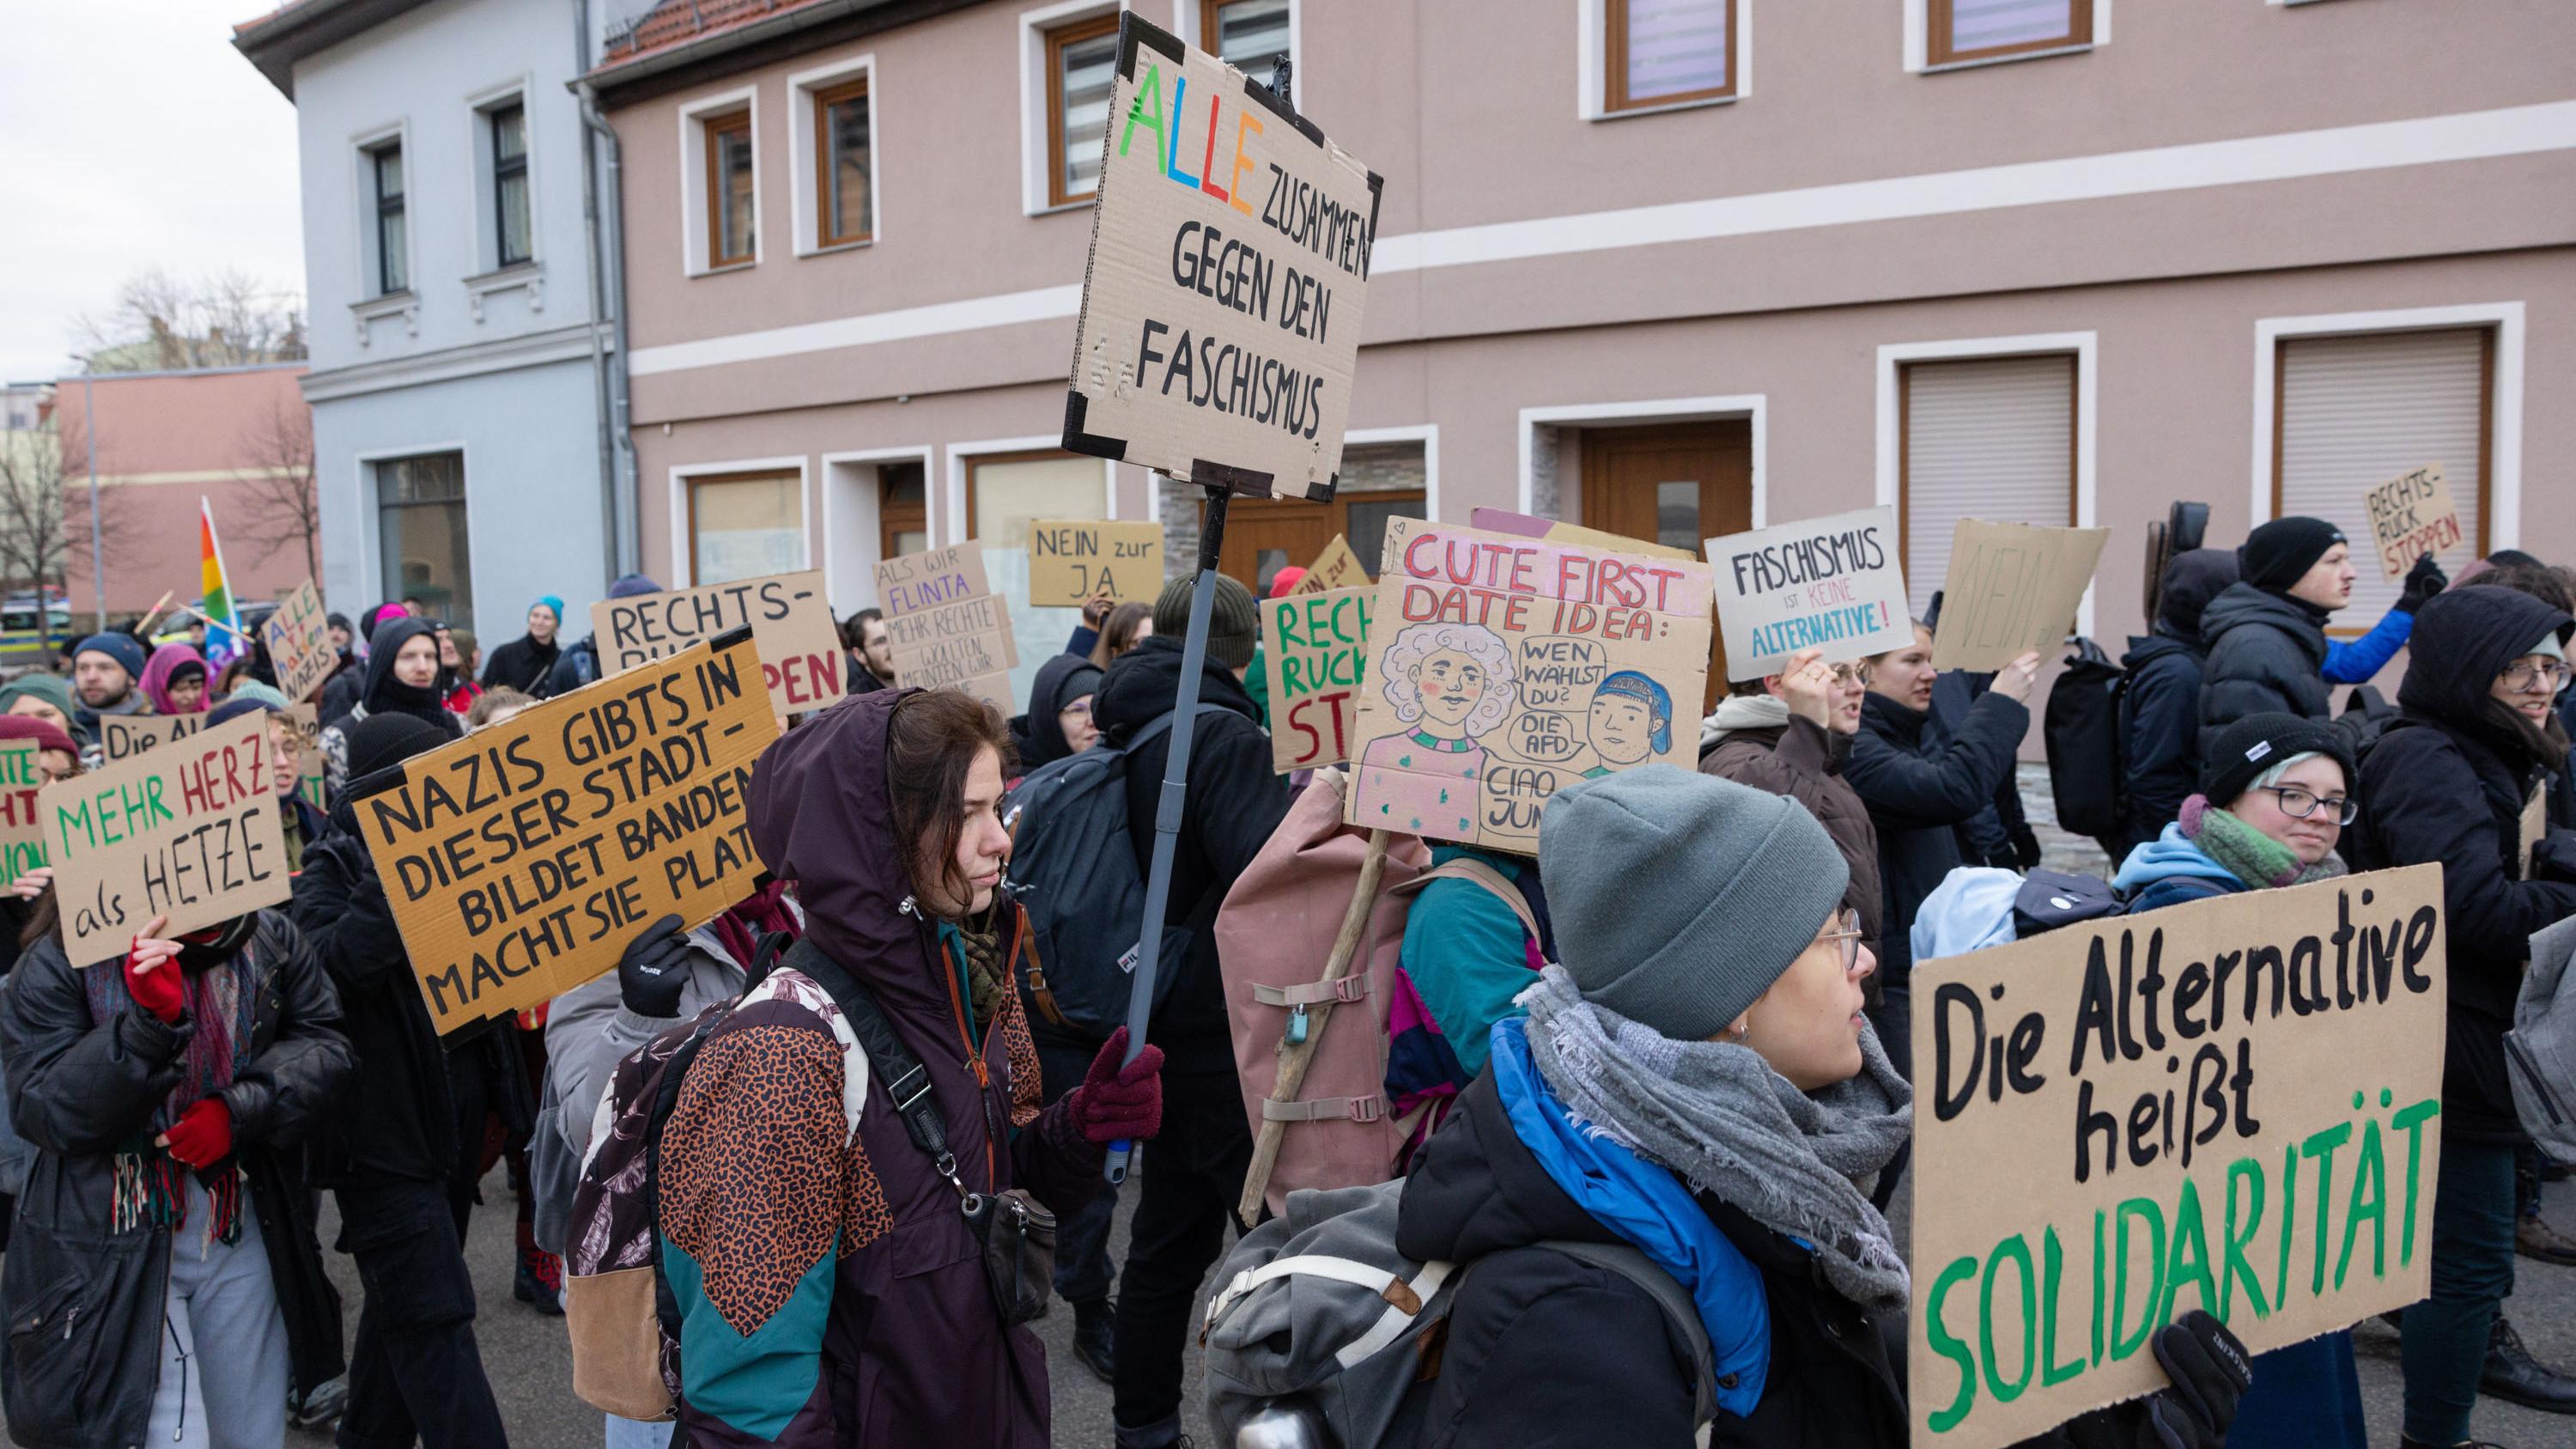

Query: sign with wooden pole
left=592, top=569, right=847, bottom=716
left=350, top=630, right=777, bottom=1038
left=2361, top=464, right=2464, bottom=581
left=1929, top=521, right=2111, bottom=673
left=1030, top=521, right=1164, bottom=606
left=263, top=579, right=337, bottom=703
left=1909, top=866, right=2446, bottom=1449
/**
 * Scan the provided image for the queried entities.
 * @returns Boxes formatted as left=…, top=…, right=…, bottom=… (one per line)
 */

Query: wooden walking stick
left=1237, top=826, right=1392, bottom=1227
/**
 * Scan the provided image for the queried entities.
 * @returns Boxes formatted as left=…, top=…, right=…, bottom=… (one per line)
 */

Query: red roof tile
left=601, top=0, right=840, bottom=67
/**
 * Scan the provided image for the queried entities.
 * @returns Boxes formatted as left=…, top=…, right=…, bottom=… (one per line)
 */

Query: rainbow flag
left=198, top=497, right=248, bottom=668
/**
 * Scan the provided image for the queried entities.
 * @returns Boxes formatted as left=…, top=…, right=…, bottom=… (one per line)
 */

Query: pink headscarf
left=139, top=643, right=209, bottom=715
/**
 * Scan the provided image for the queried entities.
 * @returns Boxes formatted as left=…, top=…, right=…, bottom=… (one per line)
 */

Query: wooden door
left=1582, top=421, right=1753, bottom=708
left=1219, top=500, right=1334, bottom=597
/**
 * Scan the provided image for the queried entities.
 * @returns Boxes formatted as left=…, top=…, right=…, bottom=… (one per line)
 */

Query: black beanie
left=347, top=711, right=451, bottom=782
left=2238, top=517, right=2347, bottom=592
left=2200, top=711, right=2354, bottom=808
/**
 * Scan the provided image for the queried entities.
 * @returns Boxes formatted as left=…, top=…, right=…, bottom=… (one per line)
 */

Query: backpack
left=1214, top=770, right=1542, bottom=1221
left=2044, top=637, right=2126, bottom=851
left=2511, top=915, right=2576, bottom=1166
left=1004, top=704, right=1232, bottom=1038
left=1913, top=866, right=2128, bottom=966
left=1200, top=1179, right=1717, bottom=1449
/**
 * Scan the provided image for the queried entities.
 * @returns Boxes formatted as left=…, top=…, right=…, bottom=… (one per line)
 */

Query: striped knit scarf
left=82, top=939, right=259, bottom=1247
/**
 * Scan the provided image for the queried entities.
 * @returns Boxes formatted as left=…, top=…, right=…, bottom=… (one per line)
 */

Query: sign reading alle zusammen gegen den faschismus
left=1060, top=12, right=1380, bottom=502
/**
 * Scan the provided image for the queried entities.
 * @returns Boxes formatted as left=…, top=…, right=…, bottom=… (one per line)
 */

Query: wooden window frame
left=1927, top=0, right=2093, bottom=67
left=685, top=470, right=802, bottom=585
left=878, top=461, right=927, bottom=563
left=1200, top=0, right=1290, bottom=72
left=370, top=142, right=407, bottom=296
left=1894, top=354, right=2079, bottom=587
left=1604, top=0, right=1737, bottom=113
left=813, top=77, right=872, bottom=248
left=702, top=109, right=756, bottom=269
left=490, top=100, right=531, bottom=268
left=1045, top=11, right=1121, bottom=210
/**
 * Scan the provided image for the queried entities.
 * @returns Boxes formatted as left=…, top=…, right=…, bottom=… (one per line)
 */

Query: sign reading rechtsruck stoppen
left=1344, top=517, right=1711, bottom=855
left=2362, top=464, right=2464, bottom=581
left=1061, top=12, right=1380, bottom=501
left=103, top=713, right=207, bottom=763
left=1265, top=585, right=1372, bottom=771
left=592, top=569, right=846, bottom=717
left=1030, top=521, right=1165, bottom=606
left=1909, top=866, right=2446, bottom=1449
left=0, top=741, right=48, bottom=878
left=353, top=634, right=776, bottom=1038
left=1930, top=521, right=2112, bottom=673
left=40, top=713, right=291, bottom=965
left=264, top=579, right=336, bottom=703
left=1707, top=507, right=1913, bottom=676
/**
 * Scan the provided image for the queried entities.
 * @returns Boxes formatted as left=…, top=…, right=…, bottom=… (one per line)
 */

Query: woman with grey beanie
left=1394, top=765, right=2251, bottom=1448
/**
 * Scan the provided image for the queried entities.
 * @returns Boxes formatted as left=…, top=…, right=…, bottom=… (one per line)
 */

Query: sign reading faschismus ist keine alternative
left=1061, top=12, right=1379, bottom=501
left=1706, top=507, right=1913, bottom=676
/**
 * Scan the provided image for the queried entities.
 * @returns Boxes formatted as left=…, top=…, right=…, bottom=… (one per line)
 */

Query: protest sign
left=263, top=580, right=336, bottom=703
left=40, top=713, right=292, bottom=965
left=0, top=741, right=46, bottom=878
left=884, top=594, right=1021, bottom=694
left=280, top=703, right=325, bottom=807
left=1030, top=521, right=1164, bottom=606
left=1266, top=585, right=1372, bottom=771
left=1930, top=521, right=2111, bottom=673
left=1289, top=534, right=1369, bottom=595
left=352, top=632, right=776, bottom=1038
left=1909, top=866, right=2446, bottom=1449
left=2361, top=464, right=2464, bottom=581
left=1469, top=507, right=1701, bottom=564
left=592, top=569, right=845, bottom=717
left=874, top=543, right=992, bottom=618
left=102, top=713, right=207, bottom=763
left=1060, top=12, right=1380, bottom=502
left=1343, top=517, right=1711, bottom=854
left=1707, top=507, right=1912, bottom=675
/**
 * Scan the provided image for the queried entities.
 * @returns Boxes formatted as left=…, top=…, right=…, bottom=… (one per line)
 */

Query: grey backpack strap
left=1537, top=1239, right=1718, bottom=1436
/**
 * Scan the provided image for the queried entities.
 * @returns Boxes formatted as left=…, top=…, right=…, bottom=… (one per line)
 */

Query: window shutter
left=1624, top=0, right=1730, bottom=102
left=2276, top=328, right=2487, bottom=626
left=1949, top=0, right=2078, bottom=54
left=1902, top=354, right=2076, bottom=617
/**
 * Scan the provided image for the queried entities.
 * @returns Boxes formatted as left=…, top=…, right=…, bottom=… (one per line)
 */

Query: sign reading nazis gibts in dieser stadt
left=353, top=631, right=777, bottom=1038
left=1060, top=11, right=1379, bottom=502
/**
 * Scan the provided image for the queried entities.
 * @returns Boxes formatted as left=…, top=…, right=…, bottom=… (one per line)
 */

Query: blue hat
left=608, top=575, right=665, bottom=600
left=74, top=632, right=147, bottom=681
left=533, top=594, right=567, bottom=623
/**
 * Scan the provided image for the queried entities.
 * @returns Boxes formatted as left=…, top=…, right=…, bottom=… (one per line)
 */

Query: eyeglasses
left=1828, top=663, right=1874, bottom=688
left=1818, top=908, right=1864, bottom=974
left=2500, top=659, right=2567, bottom=693
left=2257, top=785, right=2357, bottom=826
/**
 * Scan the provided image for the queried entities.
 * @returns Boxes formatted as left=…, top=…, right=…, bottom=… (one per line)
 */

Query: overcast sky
left=0, top=0, right=305, bottom=382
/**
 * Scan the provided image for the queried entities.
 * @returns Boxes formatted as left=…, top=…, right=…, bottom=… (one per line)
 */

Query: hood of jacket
left=1091, top=632, right=1261, bottom=745
left=361, top=617, right=449, bottom=724
left=1018, top=654, right=1105, bottom=770
left=1698, top=691, right=1789, bottom=753
left=2154, top=548, right=2240, bottom=641
left=2120, top=631, right=2199, bottom=674
left=2198, top=582, right=2328, bottom=663
left=2396, top=584, right=2575, bottom=759
left=1908, top=868, right=2026, bottom=964
left=140, top=643, right=207, bottom=715
left=2111, top=821, right=2245, bottom=894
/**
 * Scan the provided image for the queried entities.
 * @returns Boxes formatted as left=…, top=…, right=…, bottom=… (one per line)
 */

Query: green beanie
left=1153, top=574, right=1260, bottom=672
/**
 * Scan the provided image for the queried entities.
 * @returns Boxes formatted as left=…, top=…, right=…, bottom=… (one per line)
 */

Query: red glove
left=124, top=940, right=186, bottom=1024
left=1069, top=1027, right=1163, bottom=1146
left=160, top=1099, right=233, bottom=1170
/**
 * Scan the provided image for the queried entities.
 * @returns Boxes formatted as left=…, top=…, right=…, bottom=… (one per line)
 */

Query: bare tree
left=70, top=267, right=307, bottom=374
left=232, top=395, right=322, bottom=580
left=0, top=417, right=139, bottom=610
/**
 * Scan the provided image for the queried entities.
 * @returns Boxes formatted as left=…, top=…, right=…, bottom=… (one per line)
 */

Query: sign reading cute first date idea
left=1708, top=507, right=1913, bottom=676
left=41, top=713, right=291, bottom=965
left=353, top=633, right=777, bottom=1038
left=1061, top=12, right=1380, bottom=501
left=1908, top=866, right=2446, bottom=1449
left=1344, top=517, right=1711, bottom=855
left=592, top=569, right=846, bottom=716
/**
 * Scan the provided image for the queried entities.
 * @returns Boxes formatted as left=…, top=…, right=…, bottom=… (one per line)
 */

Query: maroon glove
left=124, top=939, right=186, bottom=1024
left=160, top=1099, right=234, bottom=1169
left=1069, top=1027, right=1164, bottom=1145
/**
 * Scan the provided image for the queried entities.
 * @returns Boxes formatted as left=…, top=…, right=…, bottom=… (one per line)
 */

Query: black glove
left=2397, top=553, right=2448, bottom=613
left=2139, top=1310, right=2251, bottom=1449
left=2012, top=827, right=2045, bottom=873
left=617, top=913, right=693, bottom=1019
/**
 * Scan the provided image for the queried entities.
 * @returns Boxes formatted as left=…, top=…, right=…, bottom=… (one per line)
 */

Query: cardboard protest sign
left=884, top=594, right=1021, bottom=694
left=1707, top=507, right=1913, bottom=675
left=2362, top=464, right=2464, bottom=581
left=281, top=703, right=325, bottom=807
left=352, top=633, right=776, bottom=1038
left=263, top=580, right=336, bottom=703
left=1289, top=534, right=1369, bottom=595
left=1060, top=12, right=1380, bottom=502
left=874, top=543, right=992, bottom=618
left=1030, top=521, right=1164, bottom=606
left=1343, top=517, right=1711, bottom=854
left=1266, top=585, right=1372, bottom=771
left=592, top=569, right=845, bottom=717
left=1909, top=866, right=2446, bottom=1449
left=1930, top=521, right=2111, bottom=673
left=102, top=713, right=207, bottom=763
left=40, top=713, right=292, bottom=964
left=0, top=741, right=46, bottom=878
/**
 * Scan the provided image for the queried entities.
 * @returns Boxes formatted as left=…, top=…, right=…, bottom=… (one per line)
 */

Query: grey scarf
left=1520, top=965, right=1914, bottom=1310
left=1697, top=692, right=1789, bottom=754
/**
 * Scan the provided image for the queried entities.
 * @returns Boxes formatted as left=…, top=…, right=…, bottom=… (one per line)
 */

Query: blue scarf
left=1489, top=1017, right=1771, bottom=1416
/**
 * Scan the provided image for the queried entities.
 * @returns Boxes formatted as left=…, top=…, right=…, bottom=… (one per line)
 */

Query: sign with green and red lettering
left=1265, top=585, right=1372, bottom=772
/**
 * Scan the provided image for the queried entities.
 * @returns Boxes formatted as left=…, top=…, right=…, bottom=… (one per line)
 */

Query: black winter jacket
left=0, top=911, right=353, bottom=1447
left=1845, top=690, right=2027, bottom=989
left=2353, top=586, right=2576, bottom=1146
left=2196, top=584, right=2334, bottom=764
left=2117, top=632, right=2206, bottom=855
left=1091, top=634, right=1291, bottom=1073
left=1927, top=671, right=2038, bottom=869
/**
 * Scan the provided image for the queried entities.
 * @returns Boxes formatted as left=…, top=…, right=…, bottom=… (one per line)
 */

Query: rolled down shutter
left=1901, top=353, right=2076, bottom=618
left=2276, top=328, right=2488, bottom=628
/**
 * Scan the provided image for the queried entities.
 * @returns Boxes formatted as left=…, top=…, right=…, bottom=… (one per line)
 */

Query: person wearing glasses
left=1702, top=645, right=1884, bottom=977
left=2353, top=584, right=2576, bottom=1448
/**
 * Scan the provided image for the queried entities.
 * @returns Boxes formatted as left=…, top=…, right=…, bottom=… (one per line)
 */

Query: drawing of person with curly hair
left=1358, top=621, right=1519, bottom=788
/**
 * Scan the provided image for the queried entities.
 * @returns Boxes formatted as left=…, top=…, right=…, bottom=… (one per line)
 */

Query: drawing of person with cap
left=1577, top=669, right=1672, bottom=778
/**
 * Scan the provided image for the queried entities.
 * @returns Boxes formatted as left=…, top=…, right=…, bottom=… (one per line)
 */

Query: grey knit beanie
left=1153, top=574, right=1260, bottom=671
left=1539, top=764, right=1850, bottom=1042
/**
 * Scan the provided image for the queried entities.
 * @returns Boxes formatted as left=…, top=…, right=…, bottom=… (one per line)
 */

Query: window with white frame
left=1200, top=0, right=1291, bottom=82
left=364, top=139, right=409, bottom=295
left=967, top=451, right=1105, bottom=546
left=1927, top=0, right=2093, bottom=66
left=1899, top=353, right=2076, bottom=617
left=704, top=108, right=756, bottom=267
left=489, top=100, right=532, bottom=268
left=690, top=471, right=805, bottom=583
left=1607, top=0, right=1735, bottom=111
left=814, top=76, right=872, bottom=247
